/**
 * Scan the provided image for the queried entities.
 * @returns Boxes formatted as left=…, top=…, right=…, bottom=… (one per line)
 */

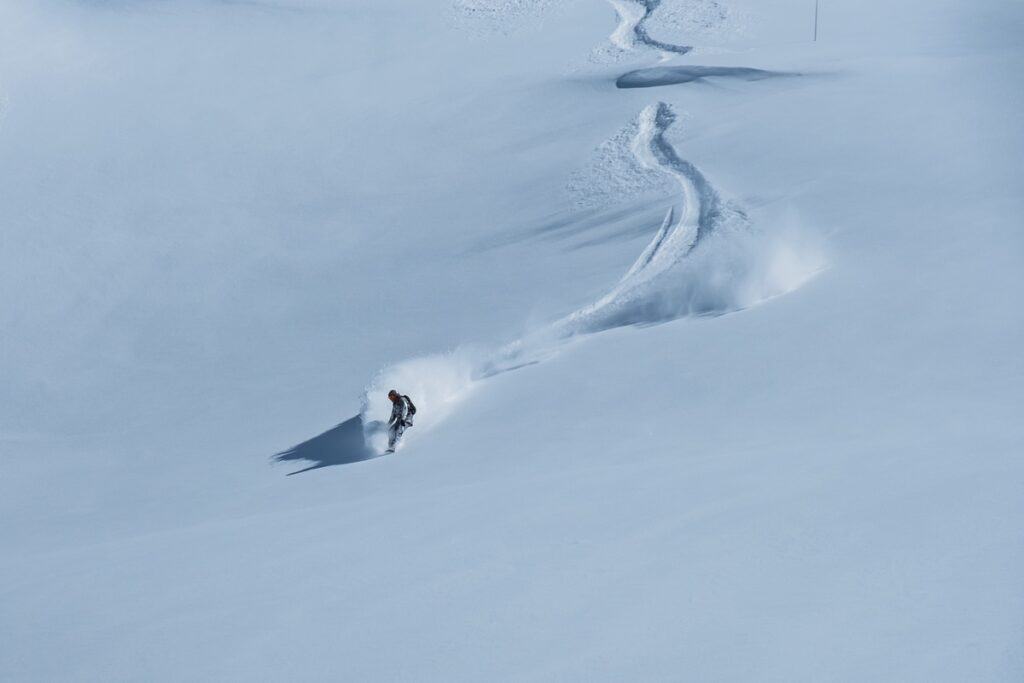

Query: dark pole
left=814, top=0, right=819, bottom=42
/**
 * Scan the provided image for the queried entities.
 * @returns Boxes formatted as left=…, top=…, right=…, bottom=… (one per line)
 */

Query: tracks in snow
left=631, top=102, right=722, bottom=258
left=550, top=101, right=740, bottom=336
left=477, top=101, right=738, bottom=371
left=607, top=0, right=693, bottom=55
left=299, top=1, right=823, bottom=467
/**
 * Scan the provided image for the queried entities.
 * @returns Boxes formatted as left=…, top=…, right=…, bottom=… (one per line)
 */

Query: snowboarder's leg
left=387, top=422, right=405, bottom=452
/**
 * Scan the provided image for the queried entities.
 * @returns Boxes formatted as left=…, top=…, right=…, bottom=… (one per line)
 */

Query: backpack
left=403, top=395, right=417, bottom=417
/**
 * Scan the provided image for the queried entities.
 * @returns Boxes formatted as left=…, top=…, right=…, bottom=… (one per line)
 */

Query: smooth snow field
left=2, top=0, right=1023, bottom=680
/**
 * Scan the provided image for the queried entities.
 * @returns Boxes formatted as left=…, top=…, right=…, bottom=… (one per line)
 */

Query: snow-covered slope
left=2, top=0, right=1022, bottom=680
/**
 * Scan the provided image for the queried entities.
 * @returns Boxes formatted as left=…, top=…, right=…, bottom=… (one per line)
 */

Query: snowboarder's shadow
left=273, top=415, right=384, bottom=475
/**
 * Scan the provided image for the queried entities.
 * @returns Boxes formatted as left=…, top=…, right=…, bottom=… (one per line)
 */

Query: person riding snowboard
left=386, top=389, right=416, bottom=453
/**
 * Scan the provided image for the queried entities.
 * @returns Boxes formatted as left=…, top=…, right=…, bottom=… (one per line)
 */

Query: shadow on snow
left=616, top=66, right=798, bottom=89
left=273, top=415, right=383, bottom=475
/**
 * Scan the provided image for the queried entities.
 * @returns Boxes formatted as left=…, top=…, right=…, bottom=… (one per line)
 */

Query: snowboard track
left=480, top=99, right=740, bottom=372
left=608, top=0, right=694, bottom=54
left=548, top=100, right=740, bottom=336
left=279, top=7, right=822, bottom=471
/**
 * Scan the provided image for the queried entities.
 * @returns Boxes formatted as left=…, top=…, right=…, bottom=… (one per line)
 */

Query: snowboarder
left=386, top=389, right=416, bottom=453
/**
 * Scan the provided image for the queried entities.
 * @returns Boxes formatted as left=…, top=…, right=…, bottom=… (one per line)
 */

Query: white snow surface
left=2, top=0, right=1023, bottom=680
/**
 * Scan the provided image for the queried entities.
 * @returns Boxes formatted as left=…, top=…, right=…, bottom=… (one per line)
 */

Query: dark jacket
left=389, top=396, right=410, bottom=427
